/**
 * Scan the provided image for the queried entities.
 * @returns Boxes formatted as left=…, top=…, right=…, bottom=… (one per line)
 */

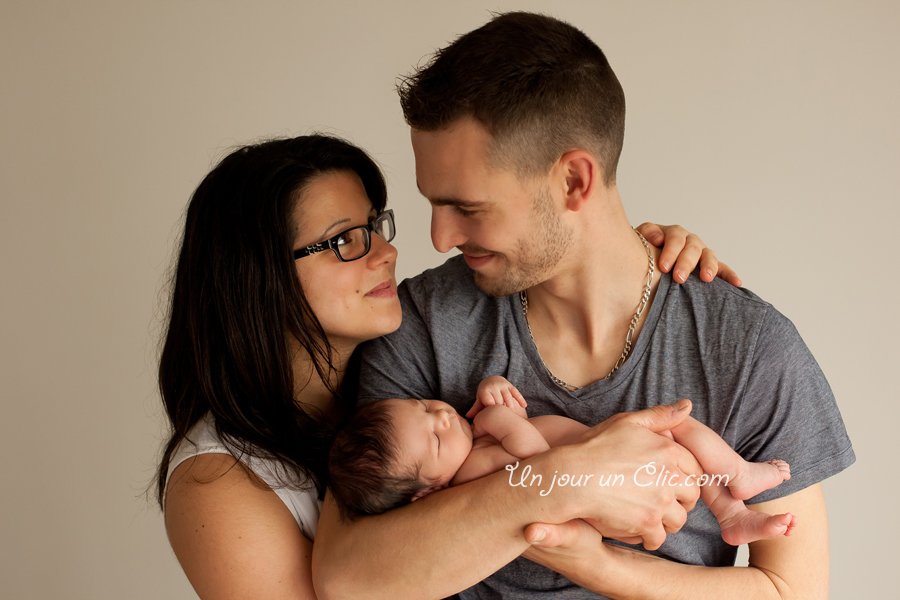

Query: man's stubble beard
left=473, top=186, right=574, bottom=298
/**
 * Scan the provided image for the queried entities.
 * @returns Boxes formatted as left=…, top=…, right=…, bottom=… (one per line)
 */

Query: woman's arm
left=522, top=484, right=828, bottom=599
left=165, top=453, right=318, bottom=600
left=312, top=403, right=704, bottom=600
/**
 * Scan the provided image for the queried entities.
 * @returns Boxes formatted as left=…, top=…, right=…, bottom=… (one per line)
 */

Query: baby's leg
left=700, top=482, right=797, bottom=546
left=670, top=416, right=790, bottom=501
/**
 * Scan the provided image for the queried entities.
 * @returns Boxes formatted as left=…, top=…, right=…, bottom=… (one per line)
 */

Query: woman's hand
left=635, top=223, right=742, bottom=287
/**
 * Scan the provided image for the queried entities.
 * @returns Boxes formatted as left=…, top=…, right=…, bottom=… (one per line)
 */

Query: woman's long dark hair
left=156, top=135, right=387, bottom=507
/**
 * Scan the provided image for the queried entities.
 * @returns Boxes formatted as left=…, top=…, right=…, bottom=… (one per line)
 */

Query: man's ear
left=410, top=485, right=446, bottom=502
left=558, top=150, right=599, bottom=212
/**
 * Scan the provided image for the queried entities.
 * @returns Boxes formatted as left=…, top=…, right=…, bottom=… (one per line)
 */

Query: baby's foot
left=719, top=510, right=798, bottom=547
left=728, top=459, right=791, bottom=501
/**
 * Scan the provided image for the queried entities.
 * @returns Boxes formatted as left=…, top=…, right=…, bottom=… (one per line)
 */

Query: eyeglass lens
left=334, top=228, right=371, bottom=261
left=334, top=211, right=395, bottom=261
left=372, top=211, right=396, bottom=243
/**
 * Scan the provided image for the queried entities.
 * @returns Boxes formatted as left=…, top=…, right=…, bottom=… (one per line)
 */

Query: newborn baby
left=328, top=376, right=796, bottom=546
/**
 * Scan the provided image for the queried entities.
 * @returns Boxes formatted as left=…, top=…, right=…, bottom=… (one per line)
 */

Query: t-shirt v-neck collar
left=510, top=273, right=672, bottom=403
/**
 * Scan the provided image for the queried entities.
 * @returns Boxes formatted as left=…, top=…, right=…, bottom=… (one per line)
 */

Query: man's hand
left=467, top=375, right=528, bottom=418
left=536, top=399, right=702, bottom=551
left=521, top=518, right=609, bottom=582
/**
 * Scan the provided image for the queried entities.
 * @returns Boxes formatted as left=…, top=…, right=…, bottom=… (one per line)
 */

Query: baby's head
left=328, top=398, right=474, bottom=520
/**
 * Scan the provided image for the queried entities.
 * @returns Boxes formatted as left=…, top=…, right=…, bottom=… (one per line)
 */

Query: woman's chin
left=357, top=305, right=404, bottom=343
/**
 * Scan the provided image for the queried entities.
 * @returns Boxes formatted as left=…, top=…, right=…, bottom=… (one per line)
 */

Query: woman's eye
left=336, top=232, right=353, bottom=247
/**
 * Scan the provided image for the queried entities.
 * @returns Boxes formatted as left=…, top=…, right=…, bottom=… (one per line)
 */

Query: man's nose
left=431, top=208, right=467, bottom=253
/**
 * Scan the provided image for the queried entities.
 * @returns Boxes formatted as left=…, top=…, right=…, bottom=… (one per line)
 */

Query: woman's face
left=293, top=170, right=402, bottom=350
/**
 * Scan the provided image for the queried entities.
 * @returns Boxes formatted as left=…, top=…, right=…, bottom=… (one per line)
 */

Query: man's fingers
left=641, top=525, right=668, bottom=551
left=525, top=520, right=589, bottom=549
left=627, top=399, right=692, bottom=433
left=661, top=498, right=690, bottom=534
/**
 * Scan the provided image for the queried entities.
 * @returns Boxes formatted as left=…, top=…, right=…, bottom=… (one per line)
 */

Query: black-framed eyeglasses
left=293, top=209, right=396, bottom=262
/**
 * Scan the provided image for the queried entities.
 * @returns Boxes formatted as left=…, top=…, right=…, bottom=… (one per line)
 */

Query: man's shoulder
left=398, top=255, right=504, bottom=322
left=664, top=271, right=804, bottom=361
left=668, top=270, right=775, bottom=328
left=400, top=254, right=476, bottom=298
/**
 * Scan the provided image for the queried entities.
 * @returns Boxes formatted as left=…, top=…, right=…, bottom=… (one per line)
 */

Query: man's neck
left=524, top=189, right=662, bottom=386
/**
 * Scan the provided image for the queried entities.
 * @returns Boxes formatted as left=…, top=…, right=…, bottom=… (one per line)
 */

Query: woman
left=157, top=134, right=734, bottom=598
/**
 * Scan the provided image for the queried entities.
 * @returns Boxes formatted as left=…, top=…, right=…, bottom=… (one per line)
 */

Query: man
left=313, top=12, right=853, bottom=599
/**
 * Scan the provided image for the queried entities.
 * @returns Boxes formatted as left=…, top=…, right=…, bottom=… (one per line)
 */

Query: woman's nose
left=366, top=230, right=398, bottom=268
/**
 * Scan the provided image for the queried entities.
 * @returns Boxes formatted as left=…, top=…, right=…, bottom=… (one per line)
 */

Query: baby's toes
left=785, top=514, right=799, bottom=536
left=768, top=459, right=791, bottom=481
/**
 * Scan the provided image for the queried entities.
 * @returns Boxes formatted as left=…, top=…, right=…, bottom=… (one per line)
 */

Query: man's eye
left=453, top=206, right=474, bottom=217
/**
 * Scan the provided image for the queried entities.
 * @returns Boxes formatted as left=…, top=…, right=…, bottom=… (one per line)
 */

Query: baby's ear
left=410, top=485, right=446, bottom=502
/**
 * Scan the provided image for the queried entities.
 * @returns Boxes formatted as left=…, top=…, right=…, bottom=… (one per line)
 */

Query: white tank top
left=165, top=413, right=323, bottom=541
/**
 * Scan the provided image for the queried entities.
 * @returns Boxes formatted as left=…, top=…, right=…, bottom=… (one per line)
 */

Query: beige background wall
left=1, top=1, right=896, bottom=598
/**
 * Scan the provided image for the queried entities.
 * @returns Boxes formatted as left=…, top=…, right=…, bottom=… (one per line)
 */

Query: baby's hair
left=328, top=400, right=439, bottom=521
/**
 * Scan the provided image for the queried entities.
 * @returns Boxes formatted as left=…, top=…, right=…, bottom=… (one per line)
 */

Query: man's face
left=411, top=117, right=573, bottom=297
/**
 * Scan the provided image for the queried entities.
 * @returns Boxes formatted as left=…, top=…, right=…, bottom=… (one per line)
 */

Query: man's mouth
left=462, top=253, right=494, bottom=269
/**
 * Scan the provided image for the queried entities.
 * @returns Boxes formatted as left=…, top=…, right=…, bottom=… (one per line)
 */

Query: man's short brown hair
left=399, top=11, right=626, bottom=186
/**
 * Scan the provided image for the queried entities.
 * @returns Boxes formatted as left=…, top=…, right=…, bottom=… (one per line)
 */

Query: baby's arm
left=452, top=405, right=550, bottom=485
left=473, top=405, right=551, bottom=457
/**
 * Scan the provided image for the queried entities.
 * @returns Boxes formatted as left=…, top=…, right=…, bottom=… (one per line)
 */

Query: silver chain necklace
left=520, top=229, right=655, bottom=391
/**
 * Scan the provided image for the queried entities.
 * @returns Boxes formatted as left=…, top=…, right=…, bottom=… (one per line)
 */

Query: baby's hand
left=467, top=375, right=528, bottom=418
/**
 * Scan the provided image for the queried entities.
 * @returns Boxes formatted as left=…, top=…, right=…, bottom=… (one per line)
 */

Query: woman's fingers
left=635, top=222, right=665, bottom=247
left=715, top=261, right=742, bottom=287
left=637, top=222, right=743, bottom=287
left=696, top=248, right=718, bottom=282
left=670, top=233, right=705, bottom=284
left=652, top=224, right=690, bottom=275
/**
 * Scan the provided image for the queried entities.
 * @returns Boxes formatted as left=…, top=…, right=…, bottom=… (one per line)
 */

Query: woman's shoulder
left=164, top=450, right=318, bottom=598
left=164, top=414, right=323, bottom=540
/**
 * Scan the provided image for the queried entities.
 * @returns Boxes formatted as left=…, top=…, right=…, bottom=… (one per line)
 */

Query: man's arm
left=312, top=403, right=704, bottom=600
left=522, top=484, right=828, bottom=599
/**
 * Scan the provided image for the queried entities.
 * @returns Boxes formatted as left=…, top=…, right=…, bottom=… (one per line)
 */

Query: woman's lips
left=365, top=280, right=396, bottom=298
left=463, top=253, right=493, bottom=269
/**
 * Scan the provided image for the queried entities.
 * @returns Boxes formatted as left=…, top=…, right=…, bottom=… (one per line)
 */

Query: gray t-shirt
left=358, top=255, right=854, bottom=599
